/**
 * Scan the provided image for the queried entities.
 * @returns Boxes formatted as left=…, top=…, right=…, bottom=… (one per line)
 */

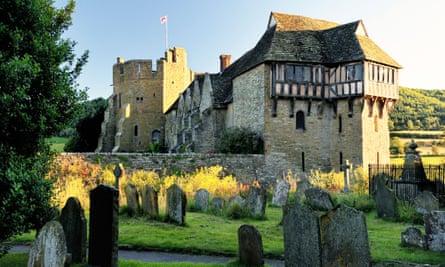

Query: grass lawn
left=45, top=136, right=69, bottom=152
left=0, top=253, right=225, bottom=267
left=13, top=207, right=445, bottom=265
left=391, top=155, right=445, bottom=165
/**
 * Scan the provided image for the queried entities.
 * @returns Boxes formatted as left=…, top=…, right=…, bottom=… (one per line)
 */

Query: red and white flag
left=160, top=15, right=168, bottom=24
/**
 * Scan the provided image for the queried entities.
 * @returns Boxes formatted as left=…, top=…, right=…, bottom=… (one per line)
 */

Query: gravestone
left=414, top=191, right=439, bottom=215
left=113, top=163, right=124, bottom=189
left=246, top=186, right=267, bottom=218
left=228, top=195, right=245, bottom=209
left=124, top=183, right=140, bottom=215
left=166, top=184, right=187, bottom=225
left=59, top=197, right=87, bottom=263
left=141, top=185, right=159, bottom=218
left=320, top=205, right=371, bottom=266
left=283, top=202, right=321, bottom=267
left=295, top=178, right=312, bottom=202
left=238, top=225, right=264, bottom=267
left=211, top=197, right=225, bottom=212
left=424, top=211, right=445, bottom=252
left=374, top=175, right=399, bottom=219
left=271, top=179, right=290, bottom=207
left=194, top=189, right=210, bottom=212
left=28, top=221, right=67, bottom=267
left=283, top=203, right=371, bottom=267
left=88, top=184, right=119, bottom=267
left=401, top=227, right=425, bottom=249
left=304, top=188, right=334, bottom=211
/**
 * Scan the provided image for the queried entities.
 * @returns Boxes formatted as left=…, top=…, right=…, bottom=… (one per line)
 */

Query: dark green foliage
left=225, top=203, right=247, bottom=220
left=0, top=0, right=86, bottom=256
left=390, top=137, right=405, bottom=155
left=65, top=98, right=107, bottom=152
left=397, top=201, right=423, bottom=225
left=390, top=87, right=445, bottom=130
left=216, top=127, right=264, bottom=154
left=332, top=193, right=375, bottom=213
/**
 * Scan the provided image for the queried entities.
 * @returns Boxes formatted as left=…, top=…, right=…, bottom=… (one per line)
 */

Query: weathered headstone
left=113, top=163, right=124, bottom=189
left=320, top=205, right=371, bottom=266
left=88, top=184, right=119, bottom=267
left=124, top=183, right=140, bottom=215
left=304, top=188, right=334, bottom=211
left=414, top=191, right=439, bottom=215
left=228, top=195, right=245, bottom=209
left=194, top=189, right=210, bottom=212
left=211, top=197, right=225, bottom=212
left=238, top=225, right=264, bottom=267
left=246, top=186, right=267, bottom=218
left=401, top=227, right=425, bottom=249
left=272, top=179, right=290, bottom=207
left=141, top=185, right=159, bottom=218
left=374, top=175, right=399, bottom=219
left=28, top=221, right=67, bottom=267
left=295, top=178, right=312, bottom=201
left=59, top=197, right=87, bottom=263
left=424, top=211, right=445, bottom=252
left=166, top=184, right=187, bottom=225
left=283, top=202, right=321, bottom=267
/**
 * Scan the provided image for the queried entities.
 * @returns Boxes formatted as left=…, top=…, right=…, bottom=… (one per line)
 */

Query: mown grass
left=390, top=155, right=445, bottom=165
left=46, top=136, right=69, bottom=152
left=0, top=253, right=226, bottom=267
left=11, top=207, right=445, bottom=265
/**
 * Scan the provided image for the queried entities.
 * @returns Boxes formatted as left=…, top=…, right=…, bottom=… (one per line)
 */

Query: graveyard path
left=10, top=245, right=284, bottom=267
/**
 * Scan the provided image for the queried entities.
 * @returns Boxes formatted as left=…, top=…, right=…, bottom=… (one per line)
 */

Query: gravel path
left=10, top=245, right=284, bottom=267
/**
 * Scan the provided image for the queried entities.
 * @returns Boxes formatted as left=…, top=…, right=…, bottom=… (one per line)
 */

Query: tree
left=0, top=0, right=87, bottom=256
left=65, top=98, right=107, bottom=152
left=216, top=127, right=264, bottom=154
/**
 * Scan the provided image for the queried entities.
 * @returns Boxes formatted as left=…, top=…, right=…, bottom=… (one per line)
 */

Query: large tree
left=0, top=0, right=87, bottom=255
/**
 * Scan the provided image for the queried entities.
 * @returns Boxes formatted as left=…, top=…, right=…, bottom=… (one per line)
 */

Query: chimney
left=117, top=57, right=125, bottom=64
left=219, top=54, right=231, bottom=72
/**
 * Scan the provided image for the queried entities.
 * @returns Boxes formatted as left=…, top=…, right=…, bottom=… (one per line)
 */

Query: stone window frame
left=295, top=110, right=305, bottom=131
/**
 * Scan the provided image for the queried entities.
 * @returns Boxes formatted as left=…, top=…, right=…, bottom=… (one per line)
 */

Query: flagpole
left=165, top=19, right=168, bottom=50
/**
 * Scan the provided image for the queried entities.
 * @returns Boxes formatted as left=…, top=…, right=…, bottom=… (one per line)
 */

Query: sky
left=55, top=0, right=445, bottom=99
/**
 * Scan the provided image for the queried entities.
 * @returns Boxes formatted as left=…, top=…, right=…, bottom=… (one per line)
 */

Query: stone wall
left=60, top=153, right=293, bottom=183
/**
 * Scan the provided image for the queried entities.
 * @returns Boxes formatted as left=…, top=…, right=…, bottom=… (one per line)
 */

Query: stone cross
left=343, top=160, right=351, bottom=192
left=113, top=163, right=124, bottom=189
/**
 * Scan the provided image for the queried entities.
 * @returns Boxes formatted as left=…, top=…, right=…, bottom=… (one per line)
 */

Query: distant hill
left=389, top=87, right=445, bottom=130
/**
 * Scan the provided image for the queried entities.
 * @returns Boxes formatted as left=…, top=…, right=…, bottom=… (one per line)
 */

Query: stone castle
left=97, top=12, right=400, bottom=173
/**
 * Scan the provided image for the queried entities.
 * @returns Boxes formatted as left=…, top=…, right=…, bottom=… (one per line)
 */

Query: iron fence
left=368, top=164, right=445, bottom=201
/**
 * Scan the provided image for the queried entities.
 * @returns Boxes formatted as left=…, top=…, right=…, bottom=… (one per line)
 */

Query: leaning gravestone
left=211, top=197, right=225, bottom=212
left=401, top=227, right=425, bottom=249
left=124, top=183, right=140, bottom=216
left=28, top=221, right=67, bottom=267
left=141, top=185, right=159, bottom=218
left=320, top=205, right=371, bottom=266
left=166, top=184, right=187, bottom=225
left=272, top=179, right=290, bottom=207
left=374, top=174, right=399, bottom=219
left=414, top=191, right=439, bottom=215
left=88, top=184, right=119, bottom=267
left=238, top=225, right=264, bottom=267
left=59, top=197, right=87, bottom=263
left=194, top=189, right=210, bottom=212
left=304, top=188, right=334, bottom=211
left=295, top=178, right=312, bottom=202
left=246, top=186, right=267, bottom=218
left=283, top=202, right=371, bottom=267
left=424, top=211, right=445, bottom=252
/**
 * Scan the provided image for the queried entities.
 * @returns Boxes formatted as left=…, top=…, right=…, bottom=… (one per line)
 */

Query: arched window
left=134, top=125, right=138, bottom=137
left=151, top=129, right=161, bottom=144
left=296, top=111, right=305, bottom=130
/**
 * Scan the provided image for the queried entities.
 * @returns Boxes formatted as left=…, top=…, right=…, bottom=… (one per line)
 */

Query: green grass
left=45, top=137, right=69, bottom=152
left=12, top=207, right=445, bottom=265
left=390, top=155, right=445, bottom=165
left=0, top=253, right=225, bottom=267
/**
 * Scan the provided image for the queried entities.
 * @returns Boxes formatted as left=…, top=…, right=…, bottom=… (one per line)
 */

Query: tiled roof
left=271, top=12, right=338, bottom=31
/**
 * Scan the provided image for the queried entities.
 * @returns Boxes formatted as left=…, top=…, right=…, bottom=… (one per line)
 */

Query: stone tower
left=97, top=47, right=194, bottom=152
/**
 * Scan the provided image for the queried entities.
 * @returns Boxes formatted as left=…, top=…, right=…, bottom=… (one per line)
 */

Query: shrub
left=398, top=201, right=423, bottom=224
left=216, top=127, right=264, bottom=154
left=332, top=193, right=375, bottom=213
left=225, top=203, right=247, bottom=220
left=310, top=170, right=344, bottom=192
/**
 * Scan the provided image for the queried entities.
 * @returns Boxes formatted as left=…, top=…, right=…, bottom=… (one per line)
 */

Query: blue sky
left=56, top=0, right=445, bottom=99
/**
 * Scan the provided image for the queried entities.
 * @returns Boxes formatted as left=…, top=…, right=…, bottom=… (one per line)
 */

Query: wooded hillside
left=389, top=87, right=445, bottom=130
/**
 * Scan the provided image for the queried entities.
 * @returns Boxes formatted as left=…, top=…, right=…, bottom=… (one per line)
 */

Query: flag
left=160, top=15, right=168, bottom=24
